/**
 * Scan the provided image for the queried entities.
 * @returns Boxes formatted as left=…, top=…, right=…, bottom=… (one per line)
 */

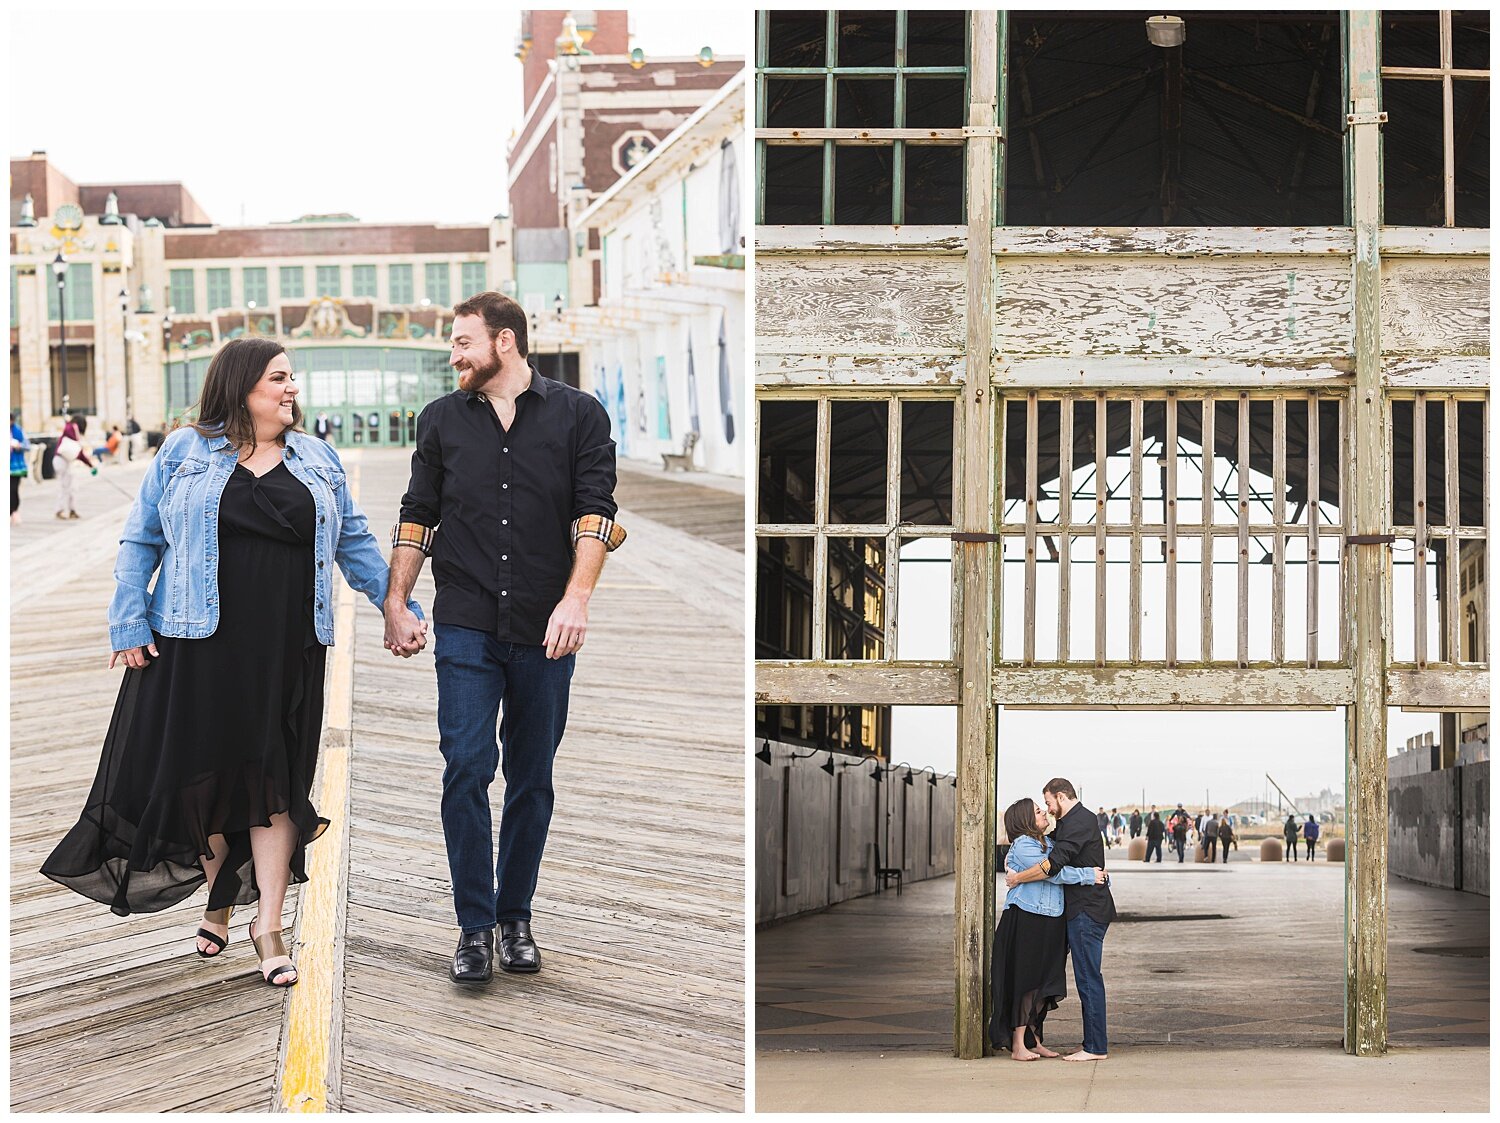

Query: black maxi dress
left=989, top=898, right=1069, bottom=1052
left=42, top=461, right=329, bottom=915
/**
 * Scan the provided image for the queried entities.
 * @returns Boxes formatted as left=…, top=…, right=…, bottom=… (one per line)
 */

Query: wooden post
left=954, top=8, right=999, bottom=1061
left=1345, top=9, right=1389, bottom=1058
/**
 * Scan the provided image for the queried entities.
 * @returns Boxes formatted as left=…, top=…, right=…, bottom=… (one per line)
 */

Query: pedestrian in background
left=1284, top=813, right=1300, bottom=861
left=1129, top=808, right=1142, bottom=839
left=1144, top=812, right=1164, bottom=863
left=1170, top=811, right=1189, bottom=863
left=11, top=411, right=31, bottom=525
left=52, top=414, right=97, bottom=519
left=1217, top=813, right=1235, bottom=863
left=1203, top=811, right=1219, bottom=862
left=1303, top=814, right=1320, bottom=861
left=1096, top=807, right=1109, bottom=846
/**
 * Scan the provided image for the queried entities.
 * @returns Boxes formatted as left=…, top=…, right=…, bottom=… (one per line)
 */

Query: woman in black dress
left=42, top=339, right=427, bottom=987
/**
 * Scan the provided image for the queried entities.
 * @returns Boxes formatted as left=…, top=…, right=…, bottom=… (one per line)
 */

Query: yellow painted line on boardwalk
left=279, top=456, right=361, bottom=1113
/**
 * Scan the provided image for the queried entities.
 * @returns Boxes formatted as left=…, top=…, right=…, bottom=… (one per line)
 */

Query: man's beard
left=456, top=346, right=502, bottom=391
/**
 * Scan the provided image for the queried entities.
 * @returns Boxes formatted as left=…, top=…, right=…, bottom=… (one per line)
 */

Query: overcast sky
left=9, top=2, right=748, bottom=226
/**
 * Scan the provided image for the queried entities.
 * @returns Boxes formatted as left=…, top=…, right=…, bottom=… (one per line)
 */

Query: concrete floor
left=756, top=856, right=1488, bottom=1110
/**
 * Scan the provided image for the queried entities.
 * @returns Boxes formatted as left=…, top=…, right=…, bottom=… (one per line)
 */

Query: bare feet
left=1011, top=1048, right=1042, bottom=1061
left=1062, top=1050, right=1108, bottom=1062
left=1034, top=1045, right=1061, bottom=1058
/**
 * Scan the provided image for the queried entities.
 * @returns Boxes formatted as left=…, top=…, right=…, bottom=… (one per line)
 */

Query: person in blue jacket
left=990, top=797, right=1106, bottom=1060
left=1303, top=814, right=1321, bottom=861
left=42, top=338, right=426, bottom=990
left=10, top=410, right=31, bottom=524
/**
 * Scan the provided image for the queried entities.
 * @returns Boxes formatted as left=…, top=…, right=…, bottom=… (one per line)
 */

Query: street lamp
left=247, top=299, right=258, bottom=337
left=162, top=309, right=175, bottom=422
left=52, top=254, right=69, bottom=417
left=119, top=289, right=132, bottom=423
left=553, top=293, right=564, bottom=383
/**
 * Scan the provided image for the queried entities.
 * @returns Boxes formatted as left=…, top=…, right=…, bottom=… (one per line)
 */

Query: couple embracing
left=42, top=291, right=625, bottom=990
left=991, top=777, right=1115, bottom=1062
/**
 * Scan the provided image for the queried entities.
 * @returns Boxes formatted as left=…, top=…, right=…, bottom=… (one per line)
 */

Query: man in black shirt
left=1006, top=777, right=1116, bottom=1061
left=386, top=291, right=626, bottom=984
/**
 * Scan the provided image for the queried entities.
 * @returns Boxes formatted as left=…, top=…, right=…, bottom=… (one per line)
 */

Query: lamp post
left=162, top=309, right=175, bottom=424
left=119, top=289, right=132, bottom=423
left=553, top=292, right=564, bottom=383
left=51, top=254, right=69, bottom=418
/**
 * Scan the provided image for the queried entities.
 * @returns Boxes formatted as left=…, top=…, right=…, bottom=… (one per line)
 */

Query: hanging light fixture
left=1146, top=15, right=1185, bottom=48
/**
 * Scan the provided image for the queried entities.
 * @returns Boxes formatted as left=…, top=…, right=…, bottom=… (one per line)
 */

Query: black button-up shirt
left=395, top=368, right=623, bottom=646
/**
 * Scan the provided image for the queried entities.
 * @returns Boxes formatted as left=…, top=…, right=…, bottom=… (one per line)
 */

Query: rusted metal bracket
left=1343, top=110, right=1389, bottom=132
left=1344, top=534, right=1397, bottom=547
left=951, top=532, right=1002, bottom=543
left=962, top=124, right=1005, bottom=141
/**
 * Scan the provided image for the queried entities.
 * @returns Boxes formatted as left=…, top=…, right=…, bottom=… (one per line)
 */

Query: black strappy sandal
left=195, top=906, right=233, bottom=958
left=249, top=916, right=298, bottom=988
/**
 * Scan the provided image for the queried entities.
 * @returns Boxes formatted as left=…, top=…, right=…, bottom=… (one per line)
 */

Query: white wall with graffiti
left=575, top=72, right=746, bottom=478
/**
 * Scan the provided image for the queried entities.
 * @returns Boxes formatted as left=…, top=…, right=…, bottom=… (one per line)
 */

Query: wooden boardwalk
left=10, top=448, right=747, bottom=1112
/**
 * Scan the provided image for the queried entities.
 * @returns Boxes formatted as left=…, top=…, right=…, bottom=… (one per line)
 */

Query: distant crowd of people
left=1090, top=805, right=1326, bottom=863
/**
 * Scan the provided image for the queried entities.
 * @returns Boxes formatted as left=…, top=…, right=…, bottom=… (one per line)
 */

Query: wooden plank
left=992, top=257, right=1352, bottom=360
left=758, top=127, right=966, bottom=143
left=1129, top=398, right=1143, bottom=663
left=1444, top=396, right=1460, bottom=663
left=1441, top=14, right=1455, bottom=226
left=756, top=256, right=966, bottom=355
left=755, top=353, right=967, bottom=387
left=992, top=226, right=1354, bottom=256
left=756, top=226, right=968, bottom=255
left=1201, top=397, right=1215, bottom=661
left=1024, top=392, right=1038, bottom=665
left=1414, top=393, right=1427, bottom=667
left=1386, top=667, right=1491, bottom=710
left=955, top=8, right=999, bottom=1063
left=1164, top=395, right=1178, bottom=666
left=994, top=355, right=1356, bottom=389
left=1346, top=11, right=1391, bottom=1058
left=1382, top=355, right=1489, bottom=389
left=1094, top=393, right=1108, bottom=666
left=991, top=666, right=1354, bottom=708
left=1058, top=401, right=1073, bottom=662
left=1379, top=227, right=1489, bottom=255
left=1380, top=260, right=1489, bottom=355
left=754, top=661, right=963, bottom=705
left=1237, top=393, right=1251, bottom=667
left=1307, top=392, right=1321, bottom=667
left=812, top=399, right=830, bottom=660
left=1272, top=398, right=1287, bottom=663
left=886, top=399, right=902, bottom=657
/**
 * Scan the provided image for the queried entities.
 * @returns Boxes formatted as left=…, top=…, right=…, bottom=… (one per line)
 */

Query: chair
left=874, top=844, right=903, bottom=895
left=661, top=430, right=699, bottom=472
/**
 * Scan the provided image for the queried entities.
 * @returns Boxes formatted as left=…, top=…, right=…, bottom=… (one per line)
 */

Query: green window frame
left=243, top=267, right=268, bottom=307
left=206, top=268, right=231, bottom=310
left=756, top=10, right=971, bottom=224
left=460, top=261, right=487, bottom=298
left=389, top=264, right=413, bottom=304
left=280, top=266, right=305, bottom=300
left=316, top=265, right=342, bottom=298
left=425, top=263, right=451, bottom=306
left=168, top=268, right=195, bottom=315
left=352, top=264, right=377, bottom=298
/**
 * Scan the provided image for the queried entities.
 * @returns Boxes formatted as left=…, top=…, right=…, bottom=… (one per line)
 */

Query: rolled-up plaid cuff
left=390, top=521, right=435, bottom=555
left=571, top=514, right=627, bottom=552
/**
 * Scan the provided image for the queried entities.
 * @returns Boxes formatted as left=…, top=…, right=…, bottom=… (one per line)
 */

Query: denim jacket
left=108, top=426, right=422, bottom=651
left=1003, top=834, right=1095, bottom=917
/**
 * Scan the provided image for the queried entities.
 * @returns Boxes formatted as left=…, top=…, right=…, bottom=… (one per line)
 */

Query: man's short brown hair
left=452, top=291, right=529, bottom=358
left=1042, top=777, right=1077, bottom=800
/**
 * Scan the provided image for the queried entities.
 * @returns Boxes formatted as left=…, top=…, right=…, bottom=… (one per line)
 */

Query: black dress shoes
left=451, top=928, right=494, bottom=983
left=497, top=920, right=541, bottom=974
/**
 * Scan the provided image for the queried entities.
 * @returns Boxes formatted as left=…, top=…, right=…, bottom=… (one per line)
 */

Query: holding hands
left=384, top=603, right=429, bottom=658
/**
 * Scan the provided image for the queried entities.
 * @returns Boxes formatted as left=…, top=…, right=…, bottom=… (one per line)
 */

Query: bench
left=661, top=430, right=699, bottom=472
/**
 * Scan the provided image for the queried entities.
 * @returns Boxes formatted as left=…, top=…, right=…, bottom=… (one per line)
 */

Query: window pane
left=835, top=78, right=894, bottom=128
left=316, top=265, right=341, bottom=298
left=460, top=262, right=487, bottom=298
left=906, top=11, right=966, bottom=67
left=757, top=536, right=815, bottom=659
left=837, top=11, right=896, bottom=67
left=280, top=266, right=304, bottom=300
left=759, top=399, right=817, bottom=523
left=243, top=267, right=268, bottom=305
left=827, top=537, right=887, bottom=659
left=1382, top=10, right=1441, bottom=69
left=206, top=268, right=231, bottom=310
left=765, top=78, right=825, bottom=127
left=763, top=146, right=823, bottom=224
left=765, top=11, right=827, bottom=68
left=829, top=400, right=888, bottom=524
left=901, top=399, right=954, bottom=524
left=904, top=78, right=965, bottom=128
left=389, top=264, right=413, bottom=303
left=904, top=146, right=963, bottom=223
left=425, top=263, right=451, bottom=306
left=48, top=262, right=94, bottom=321
left=169, top=268, right=195, bottom=314
left=1453, top=80, right=1489, bottom=228
left=1384, top=79, right=1445, bottom=225
left=834, top=145, right=894, bottom=223
left=895, top=538, right=953, bottom=659
left=352, top=264, right=377, bottom=298
left=1453, top=11, right=1490, bottom=70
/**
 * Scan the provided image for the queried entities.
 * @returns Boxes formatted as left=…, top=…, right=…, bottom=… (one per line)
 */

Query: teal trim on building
left=206, top=268, right=231, bottom=311
left=167, top=268, right=194, bottom=315
left=515, top=263, right=569, bottom=319
left=460, top=261, right=487, bottom=299
left=280, top=266, right=305, bottom=300
left=425, top=263, right=451, bottom=307
left=352, top=264, right=377, bottom=298
left=316, top=265, right=341, bottom=298
left=389, top=264, right=413, bottom=304
left=243, top=267, right=268, bottom=306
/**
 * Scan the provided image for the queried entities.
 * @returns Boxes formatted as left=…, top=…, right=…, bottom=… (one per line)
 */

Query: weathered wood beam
left=992, top=666, right=1354, bottom=708
left=993, top=226, right=1355, bottom=257
left=1386, top=667, right=1490, bottom=710
left=757, top=226, right=967, bottom=254
left=756, top=354, right=966, bottom=388
left=994, top=356, right=1355, bottom=390
left=1161, top=45, right=1183, bottom=223
left=1382, top=356, right=1488, bottom=390
left=954, top=9, right=999, bottom=1062
left=1345, top=10, right=1389, bottom=1059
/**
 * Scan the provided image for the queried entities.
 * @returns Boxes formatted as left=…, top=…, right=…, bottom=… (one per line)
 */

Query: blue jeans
left=434, top=624, right=574, bottom=932
left=1066, top=911, right=1109, bottom=1054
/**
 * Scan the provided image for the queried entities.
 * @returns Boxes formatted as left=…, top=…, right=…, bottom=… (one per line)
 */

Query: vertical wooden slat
left=1094, top=393, right=1107, bottom=666
left=1345, top=10, right=1390, bottom=1057
left=886, top=397, right=902, bottom=658
left=1414, top=393, right=1427, bottom=667
left=893, top=11, right=907, bottom=223
left=1058, top=398, right=1073, bottom=662
left=1307, top=392, right=1321, bottom=667
left=1441, top=11, right=1455, bottom=227
left=822, top=10, right=838, bottom=225
left=1129, top=397, right=1143, bottom=663
left=812, top=398, right=830, bottom=660
left=1023, top=392, right=1038, bottom=665
left=954, top=9, right=998, bottom=1063
left=1272, top=397, right=1287, bottom=664
left=1237, top=393, right=1250, bottom=667
left=1201, top=397, right=1215, bottom=662
left=1444, top=395, right=1459, bottom=663
left=1165, top=395, right=1178, bottom=666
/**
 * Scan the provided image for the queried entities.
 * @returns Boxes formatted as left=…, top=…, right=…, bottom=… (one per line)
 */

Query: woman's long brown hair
left=189, top=338, right=302, bottom=450
left=1004, top=798, right=1045, bottom=845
